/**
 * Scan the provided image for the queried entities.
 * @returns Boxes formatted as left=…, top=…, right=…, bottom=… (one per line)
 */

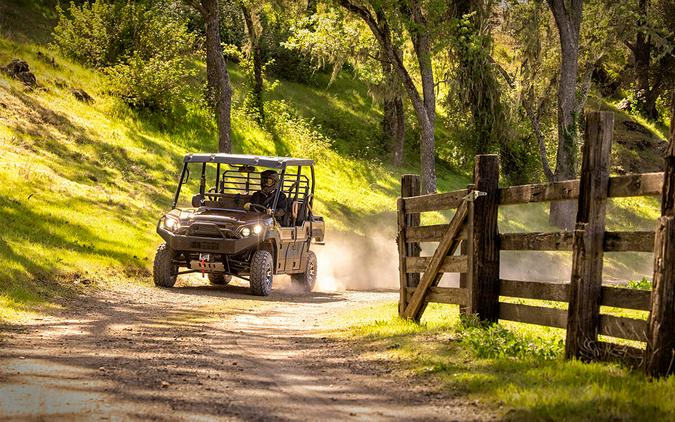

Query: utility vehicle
left=153, top=153, right=325, bottom=296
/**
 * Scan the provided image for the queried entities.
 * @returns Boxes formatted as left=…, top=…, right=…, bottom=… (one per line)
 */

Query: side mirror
left=191, top=194, right=204, bottom=208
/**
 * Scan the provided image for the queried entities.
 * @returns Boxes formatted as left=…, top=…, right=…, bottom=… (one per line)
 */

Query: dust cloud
left=314, top=227, right=400, bottom=292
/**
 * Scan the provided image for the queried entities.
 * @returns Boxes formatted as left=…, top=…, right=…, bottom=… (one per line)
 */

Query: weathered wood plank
left=500, top=232, right=574, bottom=251
left=604, top=231, right=655, bottom=252
left=403, top=189, right=468, bottom=214
left=403, top=200, right=468, bottom=321
left=498, top=302, right=568, bottom=328
left=601, top=286, right=651, bottom=311
left=499, top=279, right=570, bottom=302
left=499, top=231, right=654, bottom=252
left=405, top=224, right=468, bottom=243
left=608, top=173, right=663, bottom=198
left=600, top=314, right=647, bottom=342
left=566, top=111, right=614, bottom=360
left=405, top=256, right=468, bottom=274
left=498, top=280, right=651, bottom=311
left=499, top=180, right=580, bottom=205
left=406, top=287, right=469, bottom=306
left=498, top=173, right=662, bottom=207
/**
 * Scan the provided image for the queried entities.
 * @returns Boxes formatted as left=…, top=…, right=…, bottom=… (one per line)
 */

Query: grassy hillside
left=0, top=31, right=469, bottom=321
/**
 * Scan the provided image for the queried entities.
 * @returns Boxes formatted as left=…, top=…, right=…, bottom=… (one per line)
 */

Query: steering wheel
left=248, top=203, right=268, bottom=213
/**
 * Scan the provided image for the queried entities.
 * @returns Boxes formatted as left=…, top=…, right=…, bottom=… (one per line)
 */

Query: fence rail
left=396, top=111, right=675, bottom=377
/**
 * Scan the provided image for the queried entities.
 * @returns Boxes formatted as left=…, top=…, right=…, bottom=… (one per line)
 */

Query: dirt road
left=0, top=278, right=492, bottom=421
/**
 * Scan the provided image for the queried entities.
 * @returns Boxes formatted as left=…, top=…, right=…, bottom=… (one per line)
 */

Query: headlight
left=253, top=224, right=263, bottom=235
left=241, top=227, right=251, bottom=237
left=164, top=217, right=179, bottom=231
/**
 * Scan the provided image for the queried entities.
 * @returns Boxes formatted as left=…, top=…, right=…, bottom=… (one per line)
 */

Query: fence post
left=645, top=94, right=675, bottom=377
left=565, top=111, right=614, bottom=360
left=398, top=174, right=421, bottom=317
left=467, top=155, right=500, bottom=322
left=459, top=184, right=475, bottom=316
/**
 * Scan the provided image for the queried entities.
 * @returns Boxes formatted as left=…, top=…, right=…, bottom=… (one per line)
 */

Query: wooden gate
left=397, top=111, right=675, bottom=377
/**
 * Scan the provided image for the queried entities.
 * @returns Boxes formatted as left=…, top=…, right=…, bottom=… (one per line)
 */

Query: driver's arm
left=244, top=192, right=262, bottom=210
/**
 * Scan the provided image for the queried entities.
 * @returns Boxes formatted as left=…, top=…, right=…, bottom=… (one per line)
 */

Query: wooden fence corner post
left=398, top=174, right=421, bottom=317
left=468, top=155, right=500, bottom=322
left=565, top=111, right=613, bottom=360
left=645, top=93, right=675, bottom=377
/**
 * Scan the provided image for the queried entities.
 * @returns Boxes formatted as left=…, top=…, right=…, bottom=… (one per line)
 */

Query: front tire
left=250, top=250, right=273, bottom=296
left=153, top=243, right=177, bottom=288
left=208, top=273, right=232, bottom=286
left=291, top=250, right=317, bottom=293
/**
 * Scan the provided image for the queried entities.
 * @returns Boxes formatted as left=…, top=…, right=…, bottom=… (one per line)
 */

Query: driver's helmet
left=260, top=170, right=279, bottom=194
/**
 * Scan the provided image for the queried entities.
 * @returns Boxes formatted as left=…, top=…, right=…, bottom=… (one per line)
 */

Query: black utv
left=153, top=153, right=325, bottom=296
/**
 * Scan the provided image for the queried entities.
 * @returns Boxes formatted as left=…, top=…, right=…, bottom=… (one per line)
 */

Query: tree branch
left=488, top=55, right=515, bottom=89
left=186, top=0, right=205, bottom=15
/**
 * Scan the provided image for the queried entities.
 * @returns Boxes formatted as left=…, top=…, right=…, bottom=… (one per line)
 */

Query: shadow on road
left=0, top=285, right=463, bottom=421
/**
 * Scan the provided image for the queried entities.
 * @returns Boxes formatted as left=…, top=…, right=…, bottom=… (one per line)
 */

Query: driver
left=243, top=170, right=287, bottom=219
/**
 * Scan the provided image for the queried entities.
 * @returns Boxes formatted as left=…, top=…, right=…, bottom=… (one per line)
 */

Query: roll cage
left=171, top=154, right=316, bottom=224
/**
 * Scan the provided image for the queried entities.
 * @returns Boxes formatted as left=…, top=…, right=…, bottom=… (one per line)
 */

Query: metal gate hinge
left=463, top=190, right=487, bottom=202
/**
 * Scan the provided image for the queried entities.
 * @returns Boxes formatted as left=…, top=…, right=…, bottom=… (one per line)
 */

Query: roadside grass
left=334, top=302, right=675, bottom=421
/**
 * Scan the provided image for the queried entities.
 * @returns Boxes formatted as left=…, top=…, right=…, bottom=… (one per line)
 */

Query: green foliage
left=264, top=99, right=333, bottom=162
left=445, top=8, right=539, bottom=184
left=52, top=0, right=197, bottom=112
left=627, top=277, right=653, bottom=290
left=459, top=315, right=564, bottom=360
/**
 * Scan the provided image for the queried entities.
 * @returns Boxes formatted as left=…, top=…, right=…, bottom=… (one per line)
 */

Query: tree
left=623, top=0, right=675, bottom=121
left=188, top=0, right=233, bottom=153
left=546, top=0, right=583, bottom=229
left=338, top=0, right=438, bottom=193
left=240, top=1, right=265, bottom=120
left=284, top=8, right=406, bottom=165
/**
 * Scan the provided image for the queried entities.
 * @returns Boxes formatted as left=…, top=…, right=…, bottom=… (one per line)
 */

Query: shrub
left=627, top=277, right=652, bottom=290
left=458, top=315, right=563, bottom=360
left=53, top=1, right=197, bottom=112
left=264, top=100, right=333, bottom=162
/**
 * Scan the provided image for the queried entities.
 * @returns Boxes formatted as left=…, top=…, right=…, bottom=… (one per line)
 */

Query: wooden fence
left=397, top=111, right=675, bottom=377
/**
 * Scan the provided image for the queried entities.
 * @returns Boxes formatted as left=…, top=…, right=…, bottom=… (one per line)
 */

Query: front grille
left=190, top=241, right=219, bottom=250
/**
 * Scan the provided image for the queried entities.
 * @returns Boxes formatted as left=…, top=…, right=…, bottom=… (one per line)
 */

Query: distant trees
left=51, top=0, right=673, bottom=185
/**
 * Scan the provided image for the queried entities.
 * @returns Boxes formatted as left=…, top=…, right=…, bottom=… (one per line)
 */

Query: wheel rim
left=265, top=266, right=272, bottom=287
left=308, top=260, right=315, bottom=280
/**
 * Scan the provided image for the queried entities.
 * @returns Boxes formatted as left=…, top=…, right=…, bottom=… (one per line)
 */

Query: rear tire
left=153, top=243, right=177, bottom=288
left=250, top=250, right=273, bottom=296
left=291, top=250, right=317, bottom=293
left=208, top=273, right=232, bottom=286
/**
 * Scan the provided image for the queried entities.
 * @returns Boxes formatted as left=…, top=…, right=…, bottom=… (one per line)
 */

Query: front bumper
left=158, top=227, right=260, bottom=254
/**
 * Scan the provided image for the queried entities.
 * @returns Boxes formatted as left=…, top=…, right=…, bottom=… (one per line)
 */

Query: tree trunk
left=381, top=50, right=405, bottom=166
left=393, top=96, right=405, bottom=166
left=633, top=0, right=659, bottom=120
left=241, top=3, right=264, bottom=121
left=547, top=0, right=583, bottom=230
left=201, top=0, right=232, bottom=153
left=338, top=0, right=437, bottom=192
left=406, top=0, right=436, bottom=193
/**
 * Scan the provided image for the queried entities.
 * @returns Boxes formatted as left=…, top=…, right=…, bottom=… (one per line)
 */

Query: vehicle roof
left=183, top=153, right=314, bottom=168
